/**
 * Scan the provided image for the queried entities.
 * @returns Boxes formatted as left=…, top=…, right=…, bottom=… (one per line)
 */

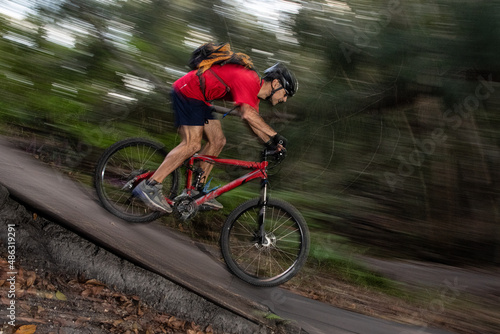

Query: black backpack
left=188, top=43, right=256, bottom=102
left=189, top=42, right=255, bottom=74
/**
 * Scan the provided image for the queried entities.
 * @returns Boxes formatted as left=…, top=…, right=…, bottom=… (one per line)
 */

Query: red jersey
left=173, top=64, right=261, bottom=112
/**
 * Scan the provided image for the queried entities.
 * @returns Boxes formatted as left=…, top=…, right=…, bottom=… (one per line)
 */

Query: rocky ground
left=0, top=198, right=213, bottom=334
left=0, top=255, right=210, bottom=334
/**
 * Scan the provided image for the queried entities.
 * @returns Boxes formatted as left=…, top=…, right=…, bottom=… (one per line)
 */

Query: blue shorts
left=171, top=89, right=216, bottom=127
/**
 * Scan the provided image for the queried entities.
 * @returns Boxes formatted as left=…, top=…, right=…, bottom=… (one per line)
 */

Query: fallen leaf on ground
left=55, top=291, right=67, bottom=301
left=26, top=271, right=36, bottom=288
left=168, top=316, right=185, bottom=330
left=14, top=325, right=37, bottom=334
left=86, top=279, right=106, bottom=286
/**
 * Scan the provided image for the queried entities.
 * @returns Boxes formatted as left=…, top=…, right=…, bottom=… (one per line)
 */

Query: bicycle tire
left=220, top=198, right=309, bottom=287
left=94, top=138, right=179, bottom=223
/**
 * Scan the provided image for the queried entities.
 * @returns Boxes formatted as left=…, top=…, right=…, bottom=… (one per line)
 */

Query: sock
left=146, top=179, right=159, bottom=186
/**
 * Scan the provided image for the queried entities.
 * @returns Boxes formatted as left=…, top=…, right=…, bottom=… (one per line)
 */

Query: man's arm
left=239, top=103, right=277, bottom=144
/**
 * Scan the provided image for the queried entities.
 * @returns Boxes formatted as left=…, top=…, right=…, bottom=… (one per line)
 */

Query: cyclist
left=133, top=62, right=298, bottom=213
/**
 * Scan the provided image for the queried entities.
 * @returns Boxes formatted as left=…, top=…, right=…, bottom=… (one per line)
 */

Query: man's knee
left=179, top=140, right=202, bottom=155
left=215, top=135, right=226, bottom=151
left=188, top=142, right=202, bottom=154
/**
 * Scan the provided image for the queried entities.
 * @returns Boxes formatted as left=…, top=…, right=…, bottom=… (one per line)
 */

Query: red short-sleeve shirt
left=173, top=64, right=261, bottom=112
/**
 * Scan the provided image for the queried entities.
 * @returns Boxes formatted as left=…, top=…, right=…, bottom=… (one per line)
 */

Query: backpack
left=189, top=42, right=255, bottom=74
left=188, top=43, right=256, bottom=102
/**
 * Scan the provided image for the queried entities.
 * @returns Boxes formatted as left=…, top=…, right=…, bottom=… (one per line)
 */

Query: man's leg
left=133, top=125, right=203, bottom=212
left=198, top=119, right=226, bottom=182
left=151, top=125, right=204, bottom=183
left=197, top=120, right=225, bottom=210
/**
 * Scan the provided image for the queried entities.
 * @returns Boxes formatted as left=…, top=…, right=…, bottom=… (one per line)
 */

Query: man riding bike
left=133, top=59, right=298, bottom=213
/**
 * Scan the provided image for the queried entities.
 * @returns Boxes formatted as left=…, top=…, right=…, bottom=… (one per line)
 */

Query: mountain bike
left=94, top=137, right=309, bottom=287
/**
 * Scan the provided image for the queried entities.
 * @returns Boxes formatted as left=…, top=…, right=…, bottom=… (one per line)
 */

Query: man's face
left=270, top=79, right=288, bottom=106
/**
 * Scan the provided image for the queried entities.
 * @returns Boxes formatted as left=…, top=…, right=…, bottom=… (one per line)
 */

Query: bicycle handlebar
left=263, top=147, right=287, bottom=168
left=264, top=147, right=286, bottom=156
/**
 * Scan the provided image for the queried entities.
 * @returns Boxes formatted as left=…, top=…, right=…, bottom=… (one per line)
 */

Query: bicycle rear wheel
left=94, top=138, right=179, bottom=223
left=220, top=198, right=309, bottom=287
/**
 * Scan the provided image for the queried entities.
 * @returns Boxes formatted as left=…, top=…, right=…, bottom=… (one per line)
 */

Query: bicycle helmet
left=263, top=62, right=298, bottom=97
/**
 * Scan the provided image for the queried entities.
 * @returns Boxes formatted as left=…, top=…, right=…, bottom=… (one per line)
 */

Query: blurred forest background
left=0, top=0, right=498, bottom=265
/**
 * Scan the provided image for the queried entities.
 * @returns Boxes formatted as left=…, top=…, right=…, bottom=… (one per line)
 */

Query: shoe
left=132, top=180, right=172, bottom=213
left=201, top=197, right=223, bottom=211
left=178, top=189, right=223, bottom=211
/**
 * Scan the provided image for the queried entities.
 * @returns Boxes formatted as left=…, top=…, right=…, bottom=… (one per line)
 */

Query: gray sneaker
left=132, top=180, right=172, bottom=213
left=201, top=197, right=223, bottom=210
left=179, top=189, right=223, bottom=211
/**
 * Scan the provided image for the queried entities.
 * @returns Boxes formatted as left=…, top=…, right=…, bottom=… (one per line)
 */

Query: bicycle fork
left=257, top=179, right=271, bottom=247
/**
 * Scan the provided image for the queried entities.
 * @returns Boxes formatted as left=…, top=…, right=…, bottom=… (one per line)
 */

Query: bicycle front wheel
left=220, top=198, right=309, bottom=287
left=94, top=138, right=179, bottom=223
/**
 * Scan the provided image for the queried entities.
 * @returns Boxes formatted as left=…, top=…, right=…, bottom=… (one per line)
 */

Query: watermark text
left=5, top=224, right=17, bottom=326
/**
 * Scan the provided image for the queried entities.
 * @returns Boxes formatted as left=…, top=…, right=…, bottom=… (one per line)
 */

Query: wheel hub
left=255, top=232, right=277, bottom=249
left=263, top=233, right=277, bottom=247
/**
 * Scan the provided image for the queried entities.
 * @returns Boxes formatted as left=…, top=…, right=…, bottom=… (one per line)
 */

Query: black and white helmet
left=263, top=62, right=298, bottom=97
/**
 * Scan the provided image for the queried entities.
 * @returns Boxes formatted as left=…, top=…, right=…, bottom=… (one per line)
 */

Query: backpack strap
left=208, top=69, right=230, bottom=93
left=198, top=68, right=230, bottom=102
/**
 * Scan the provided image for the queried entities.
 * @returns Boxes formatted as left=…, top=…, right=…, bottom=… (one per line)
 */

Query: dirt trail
left=360, top=256, right=500, bottom=297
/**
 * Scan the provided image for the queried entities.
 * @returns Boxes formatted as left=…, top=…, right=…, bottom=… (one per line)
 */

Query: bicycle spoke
left=235, top=212, right=257, bottom=236
left=275, top=227, right=300, bottom=242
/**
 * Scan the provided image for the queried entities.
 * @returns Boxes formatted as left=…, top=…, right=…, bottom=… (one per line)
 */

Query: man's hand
left=266, top=134, right=288, bottom=151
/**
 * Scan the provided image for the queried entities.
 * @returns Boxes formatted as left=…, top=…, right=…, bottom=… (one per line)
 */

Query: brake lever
left=276, top=148, right=286, bottom=161
left=264, top=148, right=287, bottom=169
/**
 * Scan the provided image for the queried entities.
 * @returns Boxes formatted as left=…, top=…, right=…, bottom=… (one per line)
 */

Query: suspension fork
left=258, top=178, right=269, bottom=244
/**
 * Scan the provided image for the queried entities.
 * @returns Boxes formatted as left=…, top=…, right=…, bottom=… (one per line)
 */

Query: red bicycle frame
left=165, top=154, right=270, bottom=206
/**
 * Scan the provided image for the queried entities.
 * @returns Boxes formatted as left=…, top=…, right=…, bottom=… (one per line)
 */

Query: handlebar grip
left=264, top=147, right=287, bottom=159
